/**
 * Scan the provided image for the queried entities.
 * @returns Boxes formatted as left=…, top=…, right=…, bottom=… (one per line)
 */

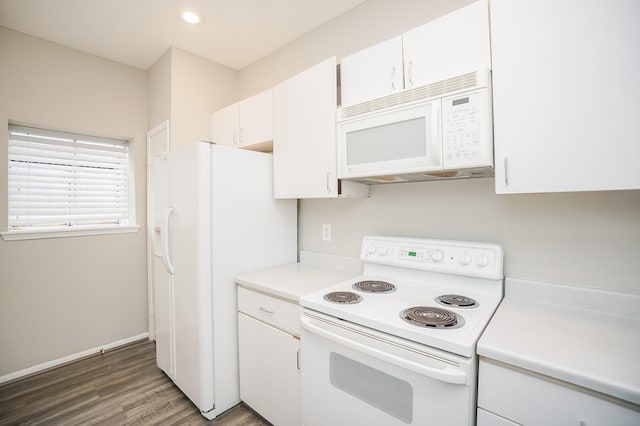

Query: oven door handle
left=300, top=316, right=468, bottom=385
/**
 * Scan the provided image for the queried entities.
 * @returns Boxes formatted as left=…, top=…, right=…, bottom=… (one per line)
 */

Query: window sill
left=1, top=225, right=141, bottom=241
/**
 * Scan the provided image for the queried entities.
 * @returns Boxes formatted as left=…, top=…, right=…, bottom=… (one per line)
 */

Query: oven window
left=329, top=352, right=413, bottom=423
left=345, top=117, right=427, bottom=165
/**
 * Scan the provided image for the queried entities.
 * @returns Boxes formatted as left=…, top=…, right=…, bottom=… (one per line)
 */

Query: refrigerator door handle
left=160, top=207, right=175, bottom=275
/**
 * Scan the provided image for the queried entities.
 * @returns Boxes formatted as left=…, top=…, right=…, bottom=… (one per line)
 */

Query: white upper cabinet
left=211, top=88, right=273, bottom=148
left=239, top=89, right=273, bottom=147
left=491, top=0, right=640, bottom=193
left=402, top=0, right=490, bottom=88
left=211, top=102, right=239, bottom=147
left=273, top=57, right=338, bottom=199
left=339, top=0, right=490, bottom=107
left=340, top=36, right=404, bottom=107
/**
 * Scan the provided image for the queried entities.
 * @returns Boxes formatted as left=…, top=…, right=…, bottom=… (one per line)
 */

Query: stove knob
left=475, top=254, right=490, bottom=267
left=366, top=243, right=377, bottom=255
left=459, top=253, right=472, bottom=266
left=379, top=244, right=389, bottom=256
left=430, top=250, right=443, bottom=262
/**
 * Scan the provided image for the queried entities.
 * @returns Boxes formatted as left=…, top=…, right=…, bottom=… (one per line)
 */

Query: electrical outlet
left=322, top=224, right=332, bottom=241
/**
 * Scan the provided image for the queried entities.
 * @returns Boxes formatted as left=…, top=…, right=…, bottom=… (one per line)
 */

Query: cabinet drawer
left=238, top=286, right=301, bottom=336
left=478, top=360, right=640, bottom=426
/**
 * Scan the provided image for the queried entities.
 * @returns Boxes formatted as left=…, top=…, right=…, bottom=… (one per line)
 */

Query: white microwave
left=337, top=70, right=494, bottom=184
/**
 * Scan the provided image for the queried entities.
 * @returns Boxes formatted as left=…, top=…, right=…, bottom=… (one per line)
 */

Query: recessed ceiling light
left=182, top=11, right=201, bottom=24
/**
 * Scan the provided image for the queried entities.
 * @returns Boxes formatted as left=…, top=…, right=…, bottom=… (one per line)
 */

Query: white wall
left=169, top=48, right=237, bottom=151
left=0, top=26, right=148, bottom=377
left=239, top=0, right=640, bottom=293
left=147, top=48, right=171, bottom=131
left=300, top=179, right=640, bottom=293
left=148, top=47, right=238, bottom=151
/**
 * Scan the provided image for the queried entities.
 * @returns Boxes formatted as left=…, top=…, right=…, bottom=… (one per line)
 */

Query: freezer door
left=150, top=153, right=175, bottom=379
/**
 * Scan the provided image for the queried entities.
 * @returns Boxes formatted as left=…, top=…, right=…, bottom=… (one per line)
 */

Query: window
left=3, top=124, right=138, bottom=240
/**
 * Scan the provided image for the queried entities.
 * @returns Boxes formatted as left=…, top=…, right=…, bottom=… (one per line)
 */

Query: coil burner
left=323, top=291, right=363, bottom=304
left=400, top=306, right=464, bottom=329
left=352, top=280, right=396, bottom=294
left=435, top=294, right=478, bottom=308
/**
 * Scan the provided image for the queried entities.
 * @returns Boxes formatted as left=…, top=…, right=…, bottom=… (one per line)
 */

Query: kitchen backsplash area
left=299, top=178, right=640, bottom=294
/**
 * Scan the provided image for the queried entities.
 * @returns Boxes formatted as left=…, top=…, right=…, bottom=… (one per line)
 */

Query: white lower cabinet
left=477, top=360, right=640, bottom=426
left=238, top=287, right=301, bottom=426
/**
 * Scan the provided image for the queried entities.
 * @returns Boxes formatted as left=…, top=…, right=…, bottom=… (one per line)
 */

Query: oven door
left=300, top=310, right=475, bottom=426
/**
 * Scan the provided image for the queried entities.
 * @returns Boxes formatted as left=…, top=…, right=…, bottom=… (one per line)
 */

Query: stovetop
left=299, top=236, right=505, bottom=358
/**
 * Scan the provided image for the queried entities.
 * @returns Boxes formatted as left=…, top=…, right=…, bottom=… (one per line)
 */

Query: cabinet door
left=403, top=0, right=490, bottom=88
left=340, top=36, right=404, bottom=107
left=211, top=102, right=239, bottom=147
left=491, top=0, right=640, bottom=193
left=273, top=57, right=338, bottom=198
left=239, top=88, right=272, bottom=146
left=478, top=360, right=640, bottom=426
left=238, top=313, right=300, bottom=426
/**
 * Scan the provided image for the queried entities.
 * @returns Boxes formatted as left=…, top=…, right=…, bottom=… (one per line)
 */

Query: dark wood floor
left=0, top=340, right=271, bottom=425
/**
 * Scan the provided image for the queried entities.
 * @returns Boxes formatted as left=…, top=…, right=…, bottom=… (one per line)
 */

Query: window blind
left=8, top=124, right=130, bottom=230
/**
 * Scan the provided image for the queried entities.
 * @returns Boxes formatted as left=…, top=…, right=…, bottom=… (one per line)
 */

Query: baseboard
left=0, top=332, right=149, bottom=385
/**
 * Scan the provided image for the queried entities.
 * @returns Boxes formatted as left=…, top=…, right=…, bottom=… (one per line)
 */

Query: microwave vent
left=342, top=166, right=495, bottom=185
left=338, top=71, right=480, bottom=121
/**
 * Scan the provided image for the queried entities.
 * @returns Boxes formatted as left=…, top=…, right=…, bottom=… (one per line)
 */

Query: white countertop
left=478, top=278, right=640, bottom=406
left=235, top=251, right=362, bottom=302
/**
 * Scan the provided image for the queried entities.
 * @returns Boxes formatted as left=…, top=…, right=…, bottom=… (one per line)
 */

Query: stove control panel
left=361, top=236, right=504, bottom=280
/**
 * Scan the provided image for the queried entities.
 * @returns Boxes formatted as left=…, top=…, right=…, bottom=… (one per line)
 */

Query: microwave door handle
left=391, top=66, right=397, bottom=90
left=432, top=102, right=443, bottom=167
left=300, top=315, right=468, bottom=385
left=504, top=157, right=509, bottom=186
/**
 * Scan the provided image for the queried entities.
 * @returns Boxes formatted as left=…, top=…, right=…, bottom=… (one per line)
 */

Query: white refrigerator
left=149, top=141, right=297, bottom=419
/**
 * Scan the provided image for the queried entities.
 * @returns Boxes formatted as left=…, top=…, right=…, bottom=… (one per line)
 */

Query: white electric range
left=299, top=235, right=504, bottom=426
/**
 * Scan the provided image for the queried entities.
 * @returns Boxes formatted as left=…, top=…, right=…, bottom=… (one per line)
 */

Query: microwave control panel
left=442, top=89, right=491, bottom=168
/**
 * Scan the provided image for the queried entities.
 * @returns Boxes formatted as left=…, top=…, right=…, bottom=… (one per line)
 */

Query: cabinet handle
left=297, top=349, right=301, bottom=370
left=326, top=172, right=332, bottom=192
left=259, top=306, right=275, bottom=314
left=504, top=157, right=509, bottom=186
left=391, top=66, right=397, bottom=90
left=233, top=129, right=238, bottom=145
left=407, top=60, right=414, bottom=87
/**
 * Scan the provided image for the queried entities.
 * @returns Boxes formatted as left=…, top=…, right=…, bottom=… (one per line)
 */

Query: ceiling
left=0, top=0, right=367, bottom=71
